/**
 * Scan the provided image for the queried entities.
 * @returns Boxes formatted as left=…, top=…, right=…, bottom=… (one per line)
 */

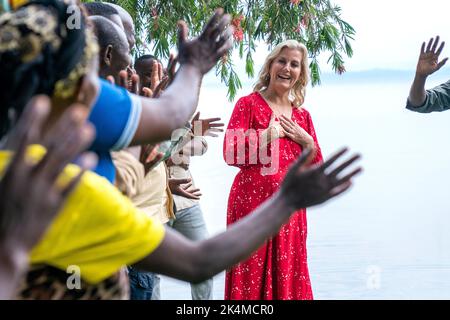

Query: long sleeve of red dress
left=223, top=96, right=261, bottom=169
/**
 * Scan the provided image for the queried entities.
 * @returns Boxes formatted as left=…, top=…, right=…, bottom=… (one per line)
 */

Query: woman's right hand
left=177, top=9, right=233, bottom=75
left=266, top=113, right=285, bottom=140
left=416, top=36, right=448, bottom=78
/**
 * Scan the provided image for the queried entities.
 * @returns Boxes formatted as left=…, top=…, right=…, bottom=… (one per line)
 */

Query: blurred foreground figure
left=0, top=96, right=95, bottom=299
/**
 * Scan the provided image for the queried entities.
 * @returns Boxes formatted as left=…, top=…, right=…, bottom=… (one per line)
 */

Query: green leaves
left=85, top=0, right=355, bottom=101
left=310, top=59, right=321, bottom=85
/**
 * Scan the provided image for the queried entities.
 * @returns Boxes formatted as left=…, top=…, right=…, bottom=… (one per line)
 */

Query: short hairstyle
left=134, top=54, right=157, bottom=69
left=89, top=16, right=128, bottom=54
left=84, top=2, right=119, bottom=18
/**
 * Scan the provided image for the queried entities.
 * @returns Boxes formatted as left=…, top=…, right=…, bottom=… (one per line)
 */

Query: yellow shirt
left=0, top=146, right=165, bottom=284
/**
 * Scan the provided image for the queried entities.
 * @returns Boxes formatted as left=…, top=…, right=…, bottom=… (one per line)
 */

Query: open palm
left=416, top=36, right=448, bottom=77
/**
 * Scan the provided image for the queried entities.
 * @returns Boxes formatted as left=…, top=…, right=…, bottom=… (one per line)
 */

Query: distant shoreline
left=202, top=68, right=450, bottom=88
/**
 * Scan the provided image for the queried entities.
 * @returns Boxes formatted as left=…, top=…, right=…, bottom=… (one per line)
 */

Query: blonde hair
left=253, top=40, right=309, bottom=107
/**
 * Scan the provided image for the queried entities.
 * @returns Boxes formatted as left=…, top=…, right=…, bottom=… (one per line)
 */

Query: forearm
left=408, top=74, right=427, bottom=107
left=191, top=191, right=293, bottom=282
left=131, top=65, right=202, bottom=145
left=161, top=64, right=202, bottom=120
left=302, top=138, right=316, bottom=150
left=0, top=247, right=28, bottom=299
left=135, top=191, right=294, bottom=283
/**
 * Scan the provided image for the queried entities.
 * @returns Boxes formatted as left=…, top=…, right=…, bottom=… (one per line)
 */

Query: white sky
left=238, top=0, right=450, bottom=75
left=319, top=0, right=450, bottom=71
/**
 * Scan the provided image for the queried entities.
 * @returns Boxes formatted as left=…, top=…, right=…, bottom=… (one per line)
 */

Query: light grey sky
left=200, top=0, right=450, bottom=86
left=320, top=0, right=450, bottom=71
left=229, top=0, right=450, bottom=77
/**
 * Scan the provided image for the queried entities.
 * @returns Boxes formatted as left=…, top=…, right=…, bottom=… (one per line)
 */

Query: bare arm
left=131, top=65, right=202, bottom=145
left=136, top=191, right=290, bottom=283
left=134, top=148, right=362, bottom=283
left=0, top=247, right=28, bottom=299
left=408, top=74, right=428, bottom=107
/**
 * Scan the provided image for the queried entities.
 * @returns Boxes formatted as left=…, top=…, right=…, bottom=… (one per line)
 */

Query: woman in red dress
left=223, top=40, right=323, bottom=300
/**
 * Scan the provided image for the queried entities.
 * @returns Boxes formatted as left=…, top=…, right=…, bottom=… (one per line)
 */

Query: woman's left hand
left=279, top=115, right=314, bottom=148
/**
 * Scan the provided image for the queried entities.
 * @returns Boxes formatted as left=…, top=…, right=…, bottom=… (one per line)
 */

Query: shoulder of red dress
left=235, top=92, right=262, bottom=105
left=242, top=91, right=261, bottom=100
left=294, top=106, right=310, bottom=115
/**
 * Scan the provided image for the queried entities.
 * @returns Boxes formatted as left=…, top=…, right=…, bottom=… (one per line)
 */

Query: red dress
left=223, top=92, right=322, bottom=300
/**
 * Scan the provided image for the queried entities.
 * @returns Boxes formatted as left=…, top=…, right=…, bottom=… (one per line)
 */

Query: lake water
left=161, top=70, right=450, bottom=299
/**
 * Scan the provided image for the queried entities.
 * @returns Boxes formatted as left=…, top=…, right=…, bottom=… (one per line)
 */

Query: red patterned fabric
left=223, top=92, right=322, bottom=300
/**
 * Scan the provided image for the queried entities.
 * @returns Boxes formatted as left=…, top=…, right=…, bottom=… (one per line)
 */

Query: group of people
left=14, top=0, right=450, bottom=301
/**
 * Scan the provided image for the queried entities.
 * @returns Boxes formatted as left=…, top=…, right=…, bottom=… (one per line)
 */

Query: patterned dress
left=223, top=91, right=322, bottom=300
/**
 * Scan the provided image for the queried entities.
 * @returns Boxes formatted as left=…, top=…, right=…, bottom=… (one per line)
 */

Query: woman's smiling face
left=268, top=47, right=302, bottom=92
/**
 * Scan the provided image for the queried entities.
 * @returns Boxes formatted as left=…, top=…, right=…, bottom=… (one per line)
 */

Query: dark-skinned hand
left=190, top=112, right=224, bottom=137
left=281, top=147, right=362, bottom=210
left=177, top=9, right=233, bottom=75
left=168, top=178, right=202, bottom=200
left=416, top=36, right=448, bottom=78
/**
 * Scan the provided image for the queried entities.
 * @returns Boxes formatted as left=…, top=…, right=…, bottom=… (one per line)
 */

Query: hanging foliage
left=85, top=0, right=355, bottom=100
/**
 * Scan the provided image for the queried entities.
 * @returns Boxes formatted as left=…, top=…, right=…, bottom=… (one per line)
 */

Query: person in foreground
left=407, top=36, right=450, bottom=113
left=0, top=96, right=95, bottom=299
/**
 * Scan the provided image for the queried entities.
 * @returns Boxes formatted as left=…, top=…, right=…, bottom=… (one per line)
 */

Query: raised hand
left=107, top=70, right=140, bottom=95
left=118, top=70, right=140, bottom=94
left=177, top=9, right=233, bottom=75
left=281, top=147, right=362, bottom=210
left=168, top=178, right=202, bottom=200
left=191, top=112, right=224, bottom=137
left=0, top=96, right=96, bottom=254
left=151, top=60, right=163, bottom=89
left=147, top=55, right=178, bottom=98
left=416, top=36, right=448, bottom=78
left=144, top=60, right=170, bottom=98
left=279, top=115, right=313, bottom=147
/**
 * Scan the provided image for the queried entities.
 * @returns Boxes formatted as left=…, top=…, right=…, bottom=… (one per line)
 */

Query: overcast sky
left=319, top=0, right=450, bottom=71
left=240, top=0, right=450, bottom=75
left=201, top=0, right=450, bottom=85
